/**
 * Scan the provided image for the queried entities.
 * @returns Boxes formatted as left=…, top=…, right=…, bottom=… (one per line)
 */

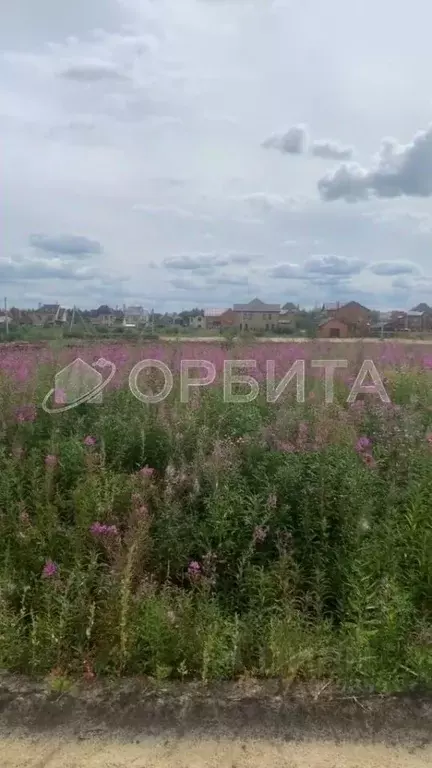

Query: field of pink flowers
left=0, top=339, right=431, bottom=691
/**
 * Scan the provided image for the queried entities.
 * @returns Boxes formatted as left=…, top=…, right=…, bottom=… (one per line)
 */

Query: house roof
left=233, top=297, right=280, bottom=312
left=39, top=304, right=60, bottom=312
left=204, top=308, right=230, bottom=317
left=339, top=301, right=372, bottom=313
left=319, top=317, right=349, bottom=328
left=282, top=302, right=297, bottom=311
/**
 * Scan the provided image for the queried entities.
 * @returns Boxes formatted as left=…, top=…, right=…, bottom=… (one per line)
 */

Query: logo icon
left=42, top=357, right=116, bottom=413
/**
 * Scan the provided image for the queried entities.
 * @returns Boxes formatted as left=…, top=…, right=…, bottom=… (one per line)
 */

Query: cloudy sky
left=3, top=0, right=432, bottom=311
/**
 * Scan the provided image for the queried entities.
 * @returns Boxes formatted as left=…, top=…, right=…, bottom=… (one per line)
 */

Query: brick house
left=387, top=310, right=425, bottom=332
left=232, top=298, right=280, bottom=332
left=318, top=317, right=350, bottom=338
left=204, top=308, right=236, bottom=330
left=325, top=301, right=372, bottom=336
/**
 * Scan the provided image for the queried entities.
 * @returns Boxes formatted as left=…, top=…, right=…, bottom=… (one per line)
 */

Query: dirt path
left=159, top=336, right=432, bottom=343
left=0, top=677, right=430, bottom=766
left=2, top=737, right=432, bottom=768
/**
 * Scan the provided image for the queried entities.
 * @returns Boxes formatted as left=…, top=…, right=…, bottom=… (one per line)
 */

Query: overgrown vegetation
left=0, top=340, right=431, bottom=691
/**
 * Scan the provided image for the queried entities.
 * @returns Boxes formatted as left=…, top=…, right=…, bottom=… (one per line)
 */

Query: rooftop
left=204, top=308, right=229, bottom=317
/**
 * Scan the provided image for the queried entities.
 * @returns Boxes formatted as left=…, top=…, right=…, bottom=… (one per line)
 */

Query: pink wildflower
left=15, top=405, right=36, bottom=423
left=139, top=465, right=155, bottom=478
left=355, top=436, right=371, bottom=452
left=54, top=388, right=67, bottom=405
left=362, top=453, right=376, bottom=468
left=267, top=493, right=277, bottom=508
left=83, top=435, right=96, bottom=446
left=45, top=454, right=58, bottom=468
left=187, top=560, right=201, bottom=577
left=42, top=560, right=58, bottom=578
left=90, top=522, right=119, bottom=537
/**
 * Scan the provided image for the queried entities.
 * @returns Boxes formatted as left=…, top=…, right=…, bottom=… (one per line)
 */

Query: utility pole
left=69, top=305, right=76, bottom=331
left=4, top=297, right=9, bottom=336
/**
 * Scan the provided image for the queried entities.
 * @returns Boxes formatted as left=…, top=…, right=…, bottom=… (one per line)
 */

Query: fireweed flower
left=90, top=522, right=119, bottom=537
left=42, top=560, right=58, bottom=578
left=137, top=504, right=149, bottom=519
left=355, top=436, right=371, bottom=452
left=83, top=435, right=96, bottom=446
left=362, top=453, right=376, bottom=468
left=54, top=388, right=67, bottom=405
left=15, top=405, right=36, bottom=423
left=45, top=454, right=58, bottom=468
left=187, top=560, right=201, bottom=577
left=139, top=465, right=155, bottom=478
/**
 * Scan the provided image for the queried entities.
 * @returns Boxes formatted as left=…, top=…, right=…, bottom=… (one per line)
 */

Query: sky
left=3, top=0, right=432, bottom=311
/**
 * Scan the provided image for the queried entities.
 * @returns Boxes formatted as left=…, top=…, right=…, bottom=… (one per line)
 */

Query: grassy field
left=0, top=338, right=431, bottom=691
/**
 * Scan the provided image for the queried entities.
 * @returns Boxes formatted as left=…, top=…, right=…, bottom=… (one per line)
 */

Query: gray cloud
left=318, top=124, right=432, bottom=202
left=241, top=193, right=289, bottom=215
left=304, top=254, right=365, bottom=276
left=163, top=255, right=228, bottom=270
left=370, top=260, right=419, bottom=276
left=263, top=125, right=354, bottom=160
left=311, top=139, right=354, bottom=160
left=59, top=60, right=129, bottom=82
left=229, top=253, right=257, bottom=264
left=262, top=124, right=308, bottom=154
left=162, top=252, right=256, bottom=271
left=268, top=263, right=302, bottom=279
left=169, top=277, right=200, bottom=291
left=29, top=233, right=102, bottom=257
left=0, top=254, right=103, bottom=282
left=206, top=273, right=250, bottom=286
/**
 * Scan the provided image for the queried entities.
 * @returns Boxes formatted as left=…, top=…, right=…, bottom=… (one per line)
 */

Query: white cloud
left=318, top=124, right=432, bottom=201
left=370, top=260, right=419, bottom=276
left=311, top=139, right=354, bottom=160
left=3, top=0, right=432, bottom=309
left=304, top=254, right=365, bottom=276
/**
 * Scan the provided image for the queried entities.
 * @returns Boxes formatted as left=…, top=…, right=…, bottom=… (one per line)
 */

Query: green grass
left=0, top=372, right=431, bottom=692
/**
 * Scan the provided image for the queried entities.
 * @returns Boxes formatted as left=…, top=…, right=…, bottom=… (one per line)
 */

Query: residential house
left=387, top=310, right=426, bottom=333
left=232, top=298, right=281, bottom=332
left=8, top=308, right=34, bottom=326
left=318, top=317, right=350, bottom=338
left=189, top=314, right=205, bottom=329
left=0, top=311, right=12, bottom=329
left=277, top=309, right=297, bottom=332
left=411, top=304, right=432, bottom=330
left=89, top=305, right=117, bottom=326
left=326, top=301, right=373, bottom=336
left=32, top=304, right=67, bottom=326
left=158, top=312, right=183, bottom=327
left=123, top=306, right=149, bottom=328
left=204, top=308, right=236, bottom=331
